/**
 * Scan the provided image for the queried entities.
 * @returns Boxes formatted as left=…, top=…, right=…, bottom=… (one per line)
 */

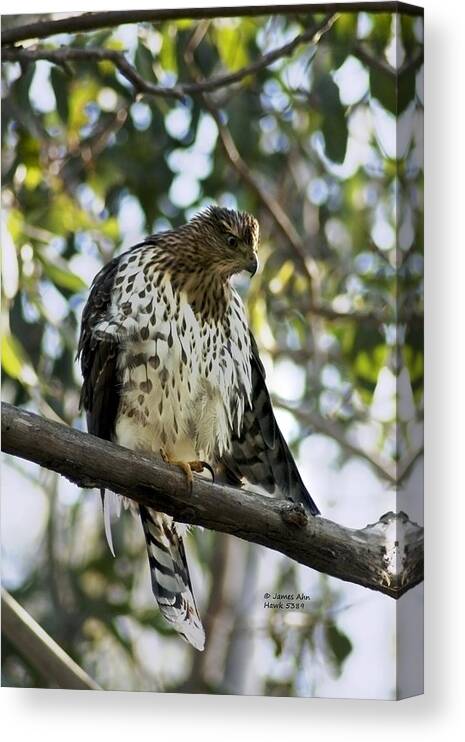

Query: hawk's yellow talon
left=160, top=449, right=211, bottom=494
left=188, top=461, right=205, bottom=474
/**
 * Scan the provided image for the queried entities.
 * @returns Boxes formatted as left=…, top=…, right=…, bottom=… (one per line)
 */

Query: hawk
left=78, top=206, right=318, bottom=652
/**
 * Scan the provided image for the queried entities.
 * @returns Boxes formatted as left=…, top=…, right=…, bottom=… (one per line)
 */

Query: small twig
left=306, top=303, right=387, bottom=323
left=60, top=106, right=129, bottom=179
left=398, top=47, right=424, bottom=76
left=198, top=15, right=338, bottom=295
left=183, top=13, right=337, bottom=95
left=274, top=397, right=422, bottom=487
left=1, top=46, right=186, bottom=101
left=3, top=15, right=338, bottom=302
left=1, top=588, right=101, bottom=690
left=396, top=446, right=423, bottom=483
left=353, top=43, right=398, bottom=77
left=207, top=100, right=317, bottom=292
left=353, top=43, right=423, bottom=78
left=275, top=397, right=397, bottom=484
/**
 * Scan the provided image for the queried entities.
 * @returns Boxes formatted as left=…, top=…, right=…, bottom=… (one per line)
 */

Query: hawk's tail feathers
left=139, top=505, right=205, bottom=652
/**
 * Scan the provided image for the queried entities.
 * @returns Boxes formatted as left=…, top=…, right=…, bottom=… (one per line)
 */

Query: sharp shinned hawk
left=78, top=206, right=319, bottom=651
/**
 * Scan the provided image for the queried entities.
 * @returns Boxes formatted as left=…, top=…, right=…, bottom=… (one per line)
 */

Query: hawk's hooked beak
left=246, top=254, right=259, bottom=277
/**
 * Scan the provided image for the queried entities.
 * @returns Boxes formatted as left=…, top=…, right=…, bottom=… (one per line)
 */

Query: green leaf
left=332, top=12, right=358, bottom=68
left=68, top=77, right=99, bottom=134
left=1, top=334, right=38, bottom=386
left=369, top=66, right=396, bottom=114
left=100, top=216, right=120, bottom=241
left=354, top=345, right=389, bottom=383
left=370, top=13, right=393, bottom=54
left=160, top=28, right=178, bottom=75
left=369, top=65, right=416, bottom=115
left=400, top=15, right=416, bottom=57
left=315, top=73, right=348, bottom=163
left=403, top=346, right=424, bottom=384
left=215, top=26, right=249, bottom=71
left=38, top=256, right=87, bottom=293
left=50, top=67, right=69, bottom=123
left=135, top=41, right=157, bottom=82
left=7, top=209, right=24, bottom=243
left=15, top=63, right=36, bottom=112
left=398, top=67, right=416, bottom=113
left=16, top=131, right=41, bottom=170
left=326, top=622, right=353, bottom=671
left=84, top=29, right=113, bottom=48
left=44, top=193, right=94, bottom=234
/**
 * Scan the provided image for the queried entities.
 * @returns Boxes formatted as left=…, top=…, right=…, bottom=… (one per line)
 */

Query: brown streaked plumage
left=78, top=205, right=318, bottom=652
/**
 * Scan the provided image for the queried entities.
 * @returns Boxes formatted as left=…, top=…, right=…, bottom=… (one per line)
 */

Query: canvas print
left=1, top=3, right=424, bottom=699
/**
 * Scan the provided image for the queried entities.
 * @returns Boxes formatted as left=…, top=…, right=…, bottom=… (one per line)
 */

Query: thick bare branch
left=1, top=6, right=423, bottom=46
left=1, top=403, right=423, bottom=599
left=1, top=588, right=101, bottom=690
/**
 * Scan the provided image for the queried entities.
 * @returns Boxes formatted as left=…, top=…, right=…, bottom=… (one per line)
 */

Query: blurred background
left=1, top=7, right=423, bottom=697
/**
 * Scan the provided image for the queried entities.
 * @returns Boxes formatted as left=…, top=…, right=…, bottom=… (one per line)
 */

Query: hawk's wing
left=78, top=255, right=123, bottom=552
left=221, top=333, right=319, bottom=515
left=78, top=255, right=122, bottom=441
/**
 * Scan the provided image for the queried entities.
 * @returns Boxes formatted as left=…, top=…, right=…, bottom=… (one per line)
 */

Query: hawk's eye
left=227, top=234, right=238, bottom=248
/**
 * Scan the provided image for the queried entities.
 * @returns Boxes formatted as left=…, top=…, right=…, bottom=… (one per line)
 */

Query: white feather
left=103, top=491, right=122, bottom=557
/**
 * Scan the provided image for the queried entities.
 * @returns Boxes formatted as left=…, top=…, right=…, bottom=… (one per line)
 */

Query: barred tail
left=139, top=505, right=205, bottom=652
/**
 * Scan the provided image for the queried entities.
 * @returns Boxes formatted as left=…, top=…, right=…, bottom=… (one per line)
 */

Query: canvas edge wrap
left=394, top=6, right=424, bottom=700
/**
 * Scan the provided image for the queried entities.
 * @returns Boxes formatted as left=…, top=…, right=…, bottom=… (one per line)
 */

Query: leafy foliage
left=1, top=9, right=423, bottom=696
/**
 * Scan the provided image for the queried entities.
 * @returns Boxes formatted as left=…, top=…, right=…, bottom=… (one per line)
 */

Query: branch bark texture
left=0, top=5, right=423, bottom=46
left=1, top=403, right=423, bottom=599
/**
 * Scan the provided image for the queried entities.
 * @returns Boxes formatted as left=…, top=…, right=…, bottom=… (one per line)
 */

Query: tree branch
left=1, top=46, right=185, bottom=102
left=182, top=13, right=336, bottom=96
left=2, top=15, right=335, bottom=104
left=3, top=14, right=376, bottom=326
left=206, top=99, right=317, bottom=291
left=353, top=43, right=424, bottom=78
left=1, top=403, right=423, bottom=599
left=302, top=302, right=387, bottom=324
left=177, top=13, right=339, bottom=308
left=275, top=397, right=397, bottom=483
left=352, top=44, right=398, bottom=77
left=1, top=6, right=423, bottom=46
left=275, top=398, right=423, bottom=486
left=1, top=588, right=101, bottom=690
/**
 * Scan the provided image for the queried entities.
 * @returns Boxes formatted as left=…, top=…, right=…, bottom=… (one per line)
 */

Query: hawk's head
left=189, top=206, right=259, bottom=278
